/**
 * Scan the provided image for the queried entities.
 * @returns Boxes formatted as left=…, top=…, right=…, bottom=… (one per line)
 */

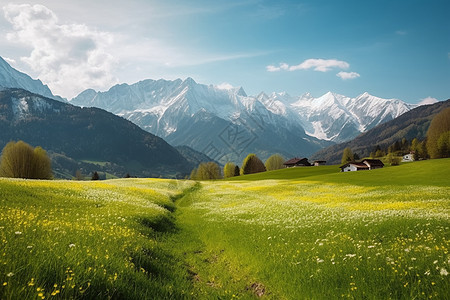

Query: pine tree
left=341, top=147, right=354, bottom=165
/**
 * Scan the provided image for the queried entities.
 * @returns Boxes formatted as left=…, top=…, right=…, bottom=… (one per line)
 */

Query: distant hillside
left=312, top=99, right=450, bottom=164
left=175, top=145, right=220, bottom=167
left=0, top=88, right=193, bottom=178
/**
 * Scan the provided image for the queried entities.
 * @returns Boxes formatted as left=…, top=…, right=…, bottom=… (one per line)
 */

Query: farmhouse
left=313, top=160, right=326, bottom=166
left=339, top=159, right=384, bottom=172
left=283, top=157, right=311, bottom=167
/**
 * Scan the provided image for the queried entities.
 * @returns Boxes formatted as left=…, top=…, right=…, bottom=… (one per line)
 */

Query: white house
left=402, top=153, right=414, bottom=162
left=339, top=159, right=384, bottom=172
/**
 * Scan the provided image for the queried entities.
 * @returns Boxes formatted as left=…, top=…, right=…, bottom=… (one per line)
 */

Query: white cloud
left=216, top=82, right=234, bottom=90
left=266, top=62, right=289, bottom=72
left=267, top=59, right=350, bottom=73
left=336, top=71, right=360, bottom=80
left=289, top=59, right=349, bottom=72
left=3, top=3, right=118, bottom=98
left=418, top=96, right=438, bottom=106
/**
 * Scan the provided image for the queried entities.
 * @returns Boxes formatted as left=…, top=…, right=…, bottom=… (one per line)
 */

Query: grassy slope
left=0, top=178, right=196, bottom=299
left=1, top=159, right=449, bottom=299
left=173, top=159, right=450, bottom=299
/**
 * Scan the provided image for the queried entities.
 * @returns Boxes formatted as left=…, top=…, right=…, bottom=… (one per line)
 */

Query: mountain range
left=0, top=57, right=64, bottom=102
left=0, top=88, right=195, bottom=178
left=71, top=78, right=413, bottom=163
left=1, top=55, right=441, bottom=174
left=312, top=99, right=450, bottom=164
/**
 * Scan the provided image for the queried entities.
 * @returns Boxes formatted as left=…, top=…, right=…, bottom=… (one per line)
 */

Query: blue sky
left=0, top=0, right=449, bottom=103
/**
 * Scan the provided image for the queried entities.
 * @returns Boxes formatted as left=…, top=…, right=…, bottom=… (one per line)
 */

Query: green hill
left=1, top=159, right=448, bottom=299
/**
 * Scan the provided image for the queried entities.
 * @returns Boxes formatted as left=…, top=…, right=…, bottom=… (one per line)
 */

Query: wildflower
left=6, top=272, right=14, bottom=277
left=69, top=244, right=75, bottom=248
left=15, top=231, right=22, bottom=235
left=440, top=268, right=448, bottom=276
left=346, top=254, right=356, bottom=258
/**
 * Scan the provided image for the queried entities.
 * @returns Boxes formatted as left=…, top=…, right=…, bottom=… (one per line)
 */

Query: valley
left=1, top=160, right=448, bottom=299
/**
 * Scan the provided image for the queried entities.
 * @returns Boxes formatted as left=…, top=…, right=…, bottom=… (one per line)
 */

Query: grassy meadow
left=1, top=159, right=449, bottom=299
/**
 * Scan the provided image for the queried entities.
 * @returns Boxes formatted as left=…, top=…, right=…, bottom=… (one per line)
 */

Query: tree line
left=189, top=153, right=285, bottom=180
left=341, top=107, right=450, bottom=165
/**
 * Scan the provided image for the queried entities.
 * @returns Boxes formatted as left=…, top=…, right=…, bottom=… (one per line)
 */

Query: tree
left=223, top=162, right=236, bottom=178
left=32, top=147, right=52, bottom=180
left=241, top=154, right=266, bottom=175
left=341, top=147, right=354, bottom=165
left=386, top=153, right=401, bottom=166
left=427, top=108, right=450, bottom=158
left=91, top=171, right=100, bottom=180
left=234, top=165, right=240, bottom=177
left=0, top=141, right=52, bottom=179
left=189, top=168, right=198, bottom=180
left=75, top=170, right=84, bottom=180
left=436, top=131, right=450, bottom=158
left=411, top=138, right=420, bottom=160
left=264, top=154, right=285, bottom=171
left=375, top=149, right=385, bottom=158
left=193, top=162, right=222, bottom=180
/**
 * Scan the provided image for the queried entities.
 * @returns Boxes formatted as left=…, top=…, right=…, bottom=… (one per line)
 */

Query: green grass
left=0, top=178, right=196, bottom=299
left=1, top=159, right=449, bottom=299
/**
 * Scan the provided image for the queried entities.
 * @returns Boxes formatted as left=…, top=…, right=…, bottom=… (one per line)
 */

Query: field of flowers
left=0, top=159, right=449, bottom=299
left=173, top=159, right=450, bottom=299
left=0, top=178, right=196, bottom=299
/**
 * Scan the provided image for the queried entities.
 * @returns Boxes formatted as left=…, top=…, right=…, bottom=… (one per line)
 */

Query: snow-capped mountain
left=0, top=56, right=64, bottom=102
left=260, top=91, right=413, bottom=143
left=71, top=78, right=412, bottom=163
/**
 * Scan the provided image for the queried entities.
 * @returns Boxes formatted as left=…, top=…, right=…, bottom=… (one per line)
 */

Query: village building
left=313, top=160, right=326, bottom=166
left=339, top=159, right=384, bottom=172
left=283, top=157, right=311, bottom=168
left=402, top=153, right=415, bottom=162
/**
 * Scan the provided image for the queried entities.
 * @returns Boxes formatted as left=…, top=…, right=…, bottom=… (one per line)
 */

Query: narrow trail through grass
left=1, top=159, right=448, bottom=299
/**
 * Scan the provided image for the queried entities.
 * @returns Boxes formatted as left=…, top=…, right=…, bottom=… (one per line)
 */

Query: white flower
left=6, top=272, right=14, bottom=277
left=68, top=243, right=76, bottom=248
left=14, top=231, right=22, bottom=235
left=440, top=268, right=448, bottom=276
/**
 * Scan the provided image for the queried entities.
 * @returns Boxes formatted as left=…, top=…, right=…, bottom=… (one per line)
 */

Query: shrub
left=191, top=162, right=222, bottom=180
left=0, top=141, right=52, bottom=179
left=241, top=154, right=266, bottom=175
left=265, top=154, right=285, bottom=171
left=223, top=162, right=236, bottom=178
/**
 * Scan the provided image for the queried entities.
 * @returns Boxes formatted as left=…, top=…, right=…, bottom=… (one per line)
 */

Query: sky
left=0, top=0, right=449, bottom=104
